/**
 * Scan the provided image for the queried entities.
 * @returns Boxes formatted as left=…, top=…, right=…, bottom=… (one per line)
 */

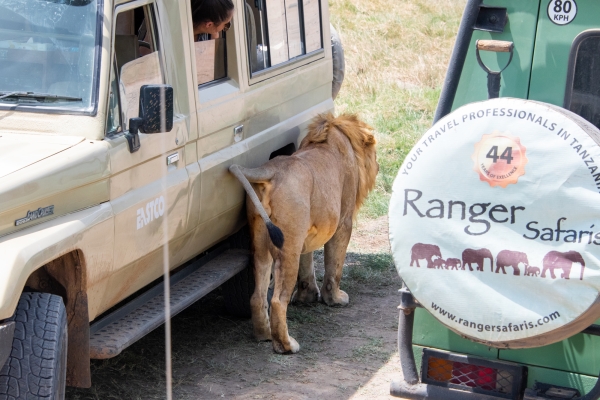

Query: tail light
left=422, top=349, right=527, bottom=399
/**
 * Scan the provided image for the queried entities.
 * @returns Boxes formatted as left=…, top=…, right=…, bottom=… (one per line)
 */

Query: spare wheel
left=330, top=23, right=345, bottom=100
left=389, top=98, right=600, bottom=348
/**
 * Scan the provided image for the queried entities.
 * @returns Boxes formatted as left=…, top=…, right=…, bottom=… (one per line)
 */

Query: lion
left=229, top=113, right=378, bottom=354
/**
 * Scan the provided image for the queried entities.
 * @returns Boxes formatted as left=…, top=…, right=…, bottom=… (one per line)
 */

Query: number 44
left=486, top=146, right=514, bottom=164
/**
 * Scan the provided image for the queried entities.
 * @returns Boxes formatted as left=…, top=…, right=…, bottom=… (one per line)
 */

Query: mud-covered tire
left=0, top=292, right=68, bottom=400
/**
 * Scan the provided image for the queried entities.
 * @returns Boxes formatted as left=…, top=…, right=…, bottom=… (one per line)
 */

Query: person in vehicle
left=191, top=0, right=234, bottom=41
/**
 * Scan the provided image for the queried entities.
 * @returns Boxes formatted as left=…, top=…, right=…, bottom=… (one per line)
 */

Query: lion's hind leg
left=270, top=250, right=301, bottom=354
left=250, top=222, right=274, bottom=342
left=292, top=252, right=321, bottom=304
left=321, top=220, right=352, bottom=307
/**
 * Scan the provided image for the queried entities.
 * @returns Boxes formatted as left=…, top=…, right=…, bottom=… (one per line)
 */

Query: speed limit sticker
left=548, top=0, right=577, bottom=25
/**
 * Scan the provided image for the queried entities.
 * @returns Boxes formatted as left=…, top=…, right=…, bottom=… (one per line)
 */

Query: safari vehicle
left=388, top=0, right=600, bottom=399
left=0, top=0, right=341, bottom=397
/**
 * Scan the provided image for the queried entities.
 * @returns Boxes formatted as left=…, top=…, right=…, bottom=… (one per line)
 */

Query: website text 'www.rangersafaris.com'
left=431, top=302, right=560, bottom=333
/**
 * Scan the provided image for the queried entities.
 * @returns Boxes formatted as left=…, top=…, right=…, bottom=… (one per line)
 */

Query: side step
left=89, top=249, right=249, bottom=359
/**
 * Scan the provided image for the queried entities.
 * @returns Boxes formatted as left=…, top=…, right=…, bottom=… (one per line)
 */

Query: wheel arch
left=25, top=250, right=91, bottom=388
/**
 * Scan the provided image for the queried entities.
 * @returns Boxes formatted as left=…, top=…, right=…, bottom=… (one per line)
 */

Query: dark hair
left=191, top=0, right=234, bottom=26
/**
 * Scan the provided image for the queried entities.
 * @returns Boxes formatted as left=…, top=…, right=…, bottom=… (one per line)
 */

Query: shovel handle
left=476, top=40, right=514, bottom=53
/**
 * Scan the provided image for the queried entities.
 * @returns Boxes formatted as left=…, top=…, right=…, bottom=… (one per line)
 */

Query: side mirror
left=126, top=84, right=174, bottom=153
left=138, top=84, right=174, bottom=133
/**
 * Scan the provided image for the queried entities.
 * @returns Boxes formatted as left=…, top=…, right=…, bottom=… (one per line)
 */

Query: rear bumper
left=391, top=287, right=600, bottom=400
left=0, top=321, right=14, bottom=369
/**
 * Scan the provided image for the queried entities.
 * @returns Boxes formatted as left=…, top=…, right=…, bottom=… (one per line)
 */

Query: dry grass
left=330, top=0, right=466, bottom=218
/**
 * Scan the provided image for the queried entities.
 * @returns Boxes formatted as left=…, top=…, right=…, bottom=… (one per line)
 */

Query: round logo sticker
left=389, top=98, right=600, bottom=348
left=547, top=0, right=577, bottom=25
left=472, top=132, right=527, bottom=188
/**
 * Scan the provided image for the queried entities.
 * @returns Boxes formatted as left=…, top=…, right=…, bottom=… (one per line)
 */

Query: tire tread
left=0, top=293, right=67, bottom=400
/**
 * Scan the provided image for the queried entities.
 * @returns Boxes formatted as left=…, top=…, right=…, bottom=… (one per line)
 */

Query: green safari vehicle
left=388, top=0, right=600, bottom=399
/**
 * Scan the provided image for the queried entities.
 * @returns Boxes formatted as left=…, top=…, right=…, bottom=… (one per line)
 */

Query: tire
left=0, top=293, right=68, bottom=400
left=330, top=24, right=345, bottom=100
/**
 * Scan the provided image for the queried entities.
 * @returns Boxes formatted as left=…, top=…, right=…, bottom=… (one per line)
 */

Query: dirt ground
left=66, top=216, right=406, bottom=399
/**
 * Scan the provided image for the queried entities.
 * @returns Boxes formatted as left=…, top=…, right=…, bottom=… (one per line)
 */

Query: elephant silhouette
left=462, top=248, right=493, bottom=271
left=446, top=258, right=462, bottom=270
left=432, top=258, right=446, bottom=269
left=410, top=243, right=442, bottom=268
left=541, top=250, right=586, bottom=280
left=495, top=250, right=527, bottom=276
left=524, top=265, right=540, bottom=277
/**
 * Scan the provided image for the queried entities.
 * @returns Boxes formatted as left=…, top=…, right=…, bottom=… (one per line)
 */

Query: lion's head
left=303, top=113, right=378, bottom=216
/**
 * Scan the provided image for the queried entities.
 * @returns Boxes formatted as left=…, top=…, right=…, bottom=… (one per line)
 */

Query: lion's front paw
left=321, top=286, right=349, bottom=307
left=292, top=281, right=321, bottom=304
left=272, top=336, right=300, bottom=354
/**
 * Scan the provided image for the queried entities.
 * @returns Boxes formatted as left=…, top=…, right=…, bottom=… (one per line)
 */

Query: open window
left=194, top=35, right=227, bottom=86
left=564, top=30, right=600, bottom=131
left=106, top=3, right=164, bottom=135
left=244, top=0, right=322, bottom=75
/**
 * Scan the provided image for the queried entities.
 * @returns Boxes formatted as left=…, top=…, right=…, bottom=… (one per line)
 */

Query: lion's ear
left=363, top=133, right=376, bottom=146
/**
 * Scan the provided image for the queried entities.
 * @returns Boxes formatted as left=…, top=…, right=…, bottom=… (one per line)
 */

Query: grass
left=330, top=0, right=466, bottom=218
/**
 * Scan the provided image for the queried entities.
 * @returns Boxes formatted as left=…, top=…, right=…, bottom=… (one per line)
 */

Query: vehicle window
left=245, top=0, right=322, bottom=74
left=194, top=34, right=227, bottom=86
left=566, top=33, right=600, bottom=130
left=106, top=59, right=121, bottom=135
left=108, top=4, right=163, bottom=133
left=0, top=0, right=100, bottom=113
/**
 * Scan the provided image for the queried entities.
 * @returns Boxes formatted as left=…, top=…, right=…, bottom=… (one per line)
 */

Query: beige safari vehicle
left=0, top=0, right=341, bottom=397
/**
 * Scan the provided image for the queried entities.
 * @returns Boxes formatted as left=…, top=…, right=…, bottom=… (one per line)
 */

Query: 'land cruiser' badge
left=15, top=206, right=55, bottom=226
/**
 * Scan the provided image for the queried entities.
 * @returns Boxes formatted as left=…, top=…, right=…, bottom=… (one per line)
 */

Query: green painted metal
left=499, top=329, right=600, bottom=376
left=528, top=1, right=600, bottom=105
left=415, top=1, right=600, bottom=392
left=451, top=0, right=541, bottom=110
left=413, top=308, right=498, bottom=360
left=526, top=365, right=599, bottom=396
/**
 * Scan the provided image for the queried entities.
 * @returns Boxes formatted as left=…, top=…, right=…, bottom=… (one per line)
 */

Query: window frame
left=105, top=0, right=166, bottom=136
left=245, top=0, right=325, bottom=85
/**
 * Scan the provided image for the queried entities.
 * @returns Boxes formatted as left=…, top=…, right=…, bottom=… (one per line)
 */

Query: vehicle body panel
left=416, top=0, right=600, bottom=395
left=450, top=0, right=540, bottom=109
left=0, top=0, right=333, bottom=327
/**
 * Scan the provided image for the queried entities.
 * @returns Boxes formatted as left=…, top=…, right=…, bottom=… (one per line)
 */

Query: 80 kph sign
left=548, top=0, right=577, bottom=25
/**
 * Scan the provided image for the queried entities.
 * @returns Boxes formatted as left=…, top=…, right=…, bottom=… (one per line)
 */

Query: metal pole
left=433, top=0, right=483, bottom=123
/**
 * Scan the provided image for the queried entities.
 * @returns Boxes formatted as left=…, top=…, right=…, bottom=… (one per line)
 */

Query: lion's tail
left=229, top=164, right=284, bottom=249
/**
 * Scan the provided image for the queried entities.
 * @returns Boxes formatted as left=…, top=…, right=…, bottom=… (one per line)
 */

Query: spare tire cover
left=389, top=98, right=600, bottom=348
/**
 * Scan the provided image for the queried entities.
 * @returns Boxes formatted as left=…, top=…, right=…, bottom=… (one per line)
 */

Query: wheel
left=389, top=98, right=600, bottom=348
left=330, top=24, right=345, bottom=100
left=0, top=292, right=68, bottom=400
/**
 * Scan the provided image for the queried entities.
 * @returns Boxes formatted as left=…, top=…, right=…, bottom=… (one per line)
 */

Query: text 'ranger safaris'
left=403, top=189, right=600, bottom=244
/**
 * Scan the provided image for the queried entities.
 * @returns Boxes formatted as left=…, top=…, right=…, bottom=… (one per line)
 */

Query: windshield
left=0, top=0, right=100, bottom=113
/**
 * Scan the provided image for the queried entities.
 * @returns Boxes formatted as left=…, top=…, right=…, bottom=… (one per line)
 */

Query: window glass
left=0, top=0, right=100, bottom=112
left=568, top=35, right=600, bottom=130
left=245, top=0, right=322, bottom=74
left=194, top=36, right=227, bottom=85
left=106, top=60, right=121, bottom=135
left=111, top=4, right=163, bottom=132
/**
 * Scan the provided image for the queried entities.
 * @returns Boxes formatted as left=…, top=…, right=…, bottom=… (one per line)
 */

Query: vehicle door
left=497, top=0, right=600, bottom=373
left=101, top=0, right=190, bottom=313
left=184, top=0, right=333, bottom=255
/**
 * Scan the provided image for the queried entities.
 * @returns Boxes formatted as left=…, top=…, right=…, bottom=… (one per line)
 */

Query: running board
left=89, top=249, right=249, bottom=359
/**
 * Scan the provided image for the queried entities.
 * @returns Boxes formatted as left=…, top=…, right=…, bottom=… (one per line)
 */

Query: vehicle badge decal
left=15, top=206, right=55, bottom=226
